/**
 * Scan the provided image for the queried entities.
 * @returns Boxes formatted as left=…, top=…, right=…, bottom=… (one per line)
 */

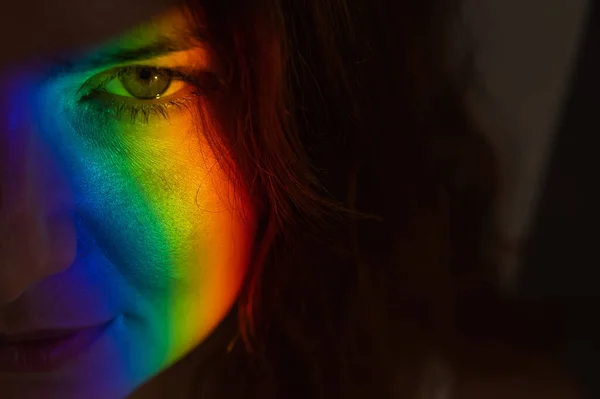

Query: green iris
left=120, top=67, right=171, bottom=99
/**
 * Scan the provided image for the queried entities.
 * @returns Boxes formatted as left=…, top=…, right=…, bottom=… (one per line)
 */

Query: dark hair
left=179, top=0, right=515, bottom=397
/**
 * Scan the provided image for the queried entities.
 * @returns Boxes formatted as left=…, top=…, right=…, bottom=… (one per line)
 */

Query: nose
left=0, top=80, right=77, bottom=305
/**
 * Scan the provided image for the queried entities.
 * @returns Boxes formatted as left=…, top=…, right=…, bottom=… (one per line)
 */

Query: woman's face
left=0, top=6, right=256, bottom=399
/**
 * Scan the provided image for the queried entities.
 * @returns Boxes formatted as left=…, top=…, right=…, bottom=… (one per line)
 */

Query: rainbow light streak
left=1, top=7, right=254, bottom=398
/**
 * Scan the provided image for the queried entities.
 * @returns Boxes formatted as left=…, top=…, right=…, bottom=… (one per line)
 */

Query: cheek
left=37, top=86, right=256, bottom=369
left=130, top=134, right=256, bottom=370
left=143, top=131, right=256, bottom=365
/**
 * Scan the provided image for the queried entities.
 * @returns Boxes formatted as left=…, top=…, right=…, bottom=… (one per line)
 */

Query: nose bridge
left=0, top=78, right=76, bottom=304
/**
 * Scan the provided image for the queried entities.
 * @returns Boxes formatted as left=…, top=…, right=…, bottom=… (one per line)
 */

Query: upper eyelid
left=88, top=49, right=213, bottom=76
left=52, top=42, right=213, bottom=72
left=53, top=47, right=213, bottom=88
left=112, top=66, right=188, bottom=80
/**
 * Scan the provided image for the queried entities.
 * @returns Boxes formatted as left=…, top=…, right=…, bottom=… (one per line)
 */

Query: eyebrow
left=52, top=35, right=208, bottom=74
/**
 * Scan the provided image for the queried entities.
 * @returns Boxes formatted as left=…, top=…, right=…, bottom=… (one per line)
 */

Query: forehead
left=67, top=5, right=204, bottom=66
left=43, top=5, right=207, bottom=76
left=110, top=6, right=201, bottom=48
left=0, top=0, right=190, bottom=67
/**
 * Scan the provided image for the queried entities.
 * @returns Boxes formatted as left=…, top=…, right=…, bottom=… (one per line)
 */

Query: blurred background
left=464, top=0, right=597, bottom=397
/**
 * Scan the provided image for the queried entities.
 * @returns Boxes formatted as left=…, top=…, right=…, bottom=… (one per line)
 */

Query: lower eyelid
left=80, top=89, right=201, bottom=126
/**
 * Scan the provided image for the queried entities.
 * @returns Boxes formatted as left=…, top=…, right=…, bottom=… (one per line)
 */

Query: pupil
left=138, top=68, right=153, bottom=81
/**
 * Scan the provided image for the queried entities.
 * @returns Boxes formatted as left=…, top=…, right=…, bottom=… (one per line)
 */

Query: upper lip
left=0, top=323, right=108, bottom=344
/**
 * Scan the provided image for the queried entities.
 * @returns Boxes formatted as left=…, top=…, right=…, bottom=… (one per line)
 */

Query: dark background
left=461, top=0, right=598, bottom=396
left=521, top=2, right=599, bottom=398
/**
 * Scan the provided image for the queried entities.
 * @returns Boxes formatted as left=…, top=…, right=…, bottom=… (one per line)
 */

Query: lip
left=0, top=319, right=114, bottom=373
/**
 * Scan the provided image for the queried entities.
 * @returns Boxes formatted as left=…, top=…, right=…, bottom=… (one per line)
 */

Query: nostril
left=0, top=210, right=77, bottom=304
left=0, top=274, right=28, bottom=305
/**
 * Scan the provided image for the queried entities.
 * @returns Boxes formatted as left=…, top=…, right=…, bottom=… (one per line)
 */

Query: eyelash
left=77, top=66, right=209, bottom=125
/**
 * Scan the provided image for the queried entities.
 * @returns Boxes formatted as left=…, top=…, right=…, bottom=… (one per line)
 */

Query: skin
left=0, top=2, right=583, bottom=399
left=0, top=5, right=256, bottom=399
left=0, top=0, right=182, bottom=67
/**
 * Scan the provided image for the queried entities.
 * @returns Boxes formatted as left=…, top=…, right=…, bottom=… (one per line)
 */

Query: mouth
left=0, top=319, right=114, bottom=373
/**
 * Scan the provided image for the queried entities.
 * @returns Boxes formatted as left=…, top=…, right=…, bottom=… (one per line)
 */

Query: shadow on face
left=0, top=5, right=256, bottom=398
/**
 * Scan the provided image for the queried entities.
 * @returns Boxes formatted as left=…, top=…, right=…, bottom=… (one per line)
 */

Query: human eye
left=77, top=65, right=220, bottom=125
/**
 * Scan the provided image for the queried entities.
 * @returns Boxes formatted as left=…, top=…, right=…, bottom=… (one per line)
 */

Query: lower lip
left=0, top=321, right=113, bottom=373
